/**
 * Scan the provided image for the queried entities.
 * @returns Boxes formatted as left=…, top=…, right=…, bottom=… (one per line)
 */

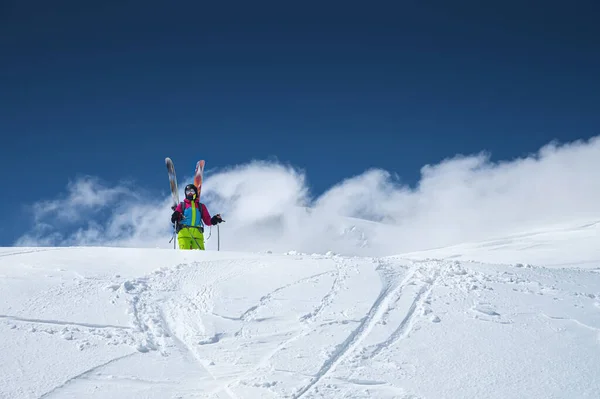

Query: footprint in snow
left=472, top=302, right=500, bottom=316
left=198, top=332, right=225, bottom=345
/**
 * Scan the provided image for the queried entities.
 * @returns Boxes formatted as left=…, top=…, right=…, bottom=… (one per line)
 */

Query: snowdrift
left=1, top=221, right=600, bottom=398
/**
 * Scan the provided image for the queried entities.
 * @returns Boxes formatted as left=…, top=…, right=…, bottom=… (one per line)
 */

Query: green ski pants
left=177, top=227, right=205, bottom=250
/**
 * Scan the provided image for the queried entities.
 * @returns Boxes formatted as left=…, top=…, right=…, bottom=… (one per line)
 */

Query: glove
left=211, top=214, right=224, bottom=225
left=171, top=211, right=183, bottom=224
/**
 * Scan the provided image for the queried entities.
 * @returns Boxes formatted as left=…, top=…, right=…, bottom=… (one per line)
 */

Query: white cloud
left=33, top=176, right=131, bottom=223
left=201, top=161, right=310, bottom=224
left=15, top=136, right=600, bottom=256
left=16, top=175, right=174, bottom=249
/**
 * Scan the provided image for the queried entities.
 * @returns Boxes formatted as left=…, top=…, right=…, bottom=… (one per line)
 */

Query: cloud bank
left=15, top=136, right=600, bottom=256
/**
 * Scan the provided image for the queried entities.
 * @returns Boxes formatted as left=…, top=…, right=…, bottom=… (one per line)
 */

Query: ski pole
left=217, top=224, right=220, bottom=251
left=169, top=223, right=176, bottom=248
left=174, top=222, right=179, bottom=249
left=184, top=226, right=204, bottom=250
left=190, top=234, right=203, bottom=250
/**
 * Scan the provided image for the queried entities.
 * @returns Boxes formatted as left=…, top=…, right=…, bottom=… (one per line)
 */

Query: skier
left=170, top=184, right=223, bottom=250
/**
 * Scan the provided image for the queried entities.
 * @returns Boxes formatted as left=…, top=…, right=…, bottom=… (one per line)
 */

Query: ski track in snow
left=4, top=246, right=600, bottom=398
left=97, top=254, right=367, bottom=398
left=362, top=264, right=441, bottom=361
left=541, top=313, right=600, bottom=333
left=0, top=314, right=132, bottom=330
left=34, top=256, right=484, bottom=398
left=237, top=270, right=335, bottom=323
left=38, top=352, right=140, bottom=398
left=291, top=259, right=441, bottom=398
left=0, top=248, right=64, bottom=258
left=212, top=256, right=352, bottom=396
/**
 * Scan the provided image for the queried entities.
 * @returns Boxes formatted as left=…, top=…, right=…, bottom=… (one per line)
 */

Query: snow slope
left=1, top=222, right=600, bottom=398
left=401, top=219, right=600, bottom=267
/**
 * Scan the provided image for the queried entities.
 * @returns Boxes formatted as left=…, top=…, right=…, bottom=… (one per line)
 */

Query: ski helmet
left=184, top=184, right=198, bottom=199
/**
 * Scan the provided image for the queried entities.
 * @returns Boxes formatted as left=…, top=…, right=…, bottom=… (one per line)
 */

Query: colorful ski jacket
left=175, top=198, right=213, bottom=228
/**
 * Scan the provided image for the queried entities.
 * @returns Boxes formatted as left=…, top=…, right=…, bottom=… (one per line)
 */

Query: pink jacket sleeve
left=201, top=203, right=212, bottom=226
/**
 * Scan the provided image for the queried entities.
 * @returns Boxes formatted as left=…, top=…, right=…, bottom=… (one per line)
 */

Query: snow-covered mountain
left=1, top=219, right=599, bottom=398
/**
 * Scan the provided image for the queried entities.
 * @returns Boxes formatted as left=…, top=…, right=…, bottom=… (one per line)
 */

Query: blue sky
left=1, top=1, right=599, bottom=247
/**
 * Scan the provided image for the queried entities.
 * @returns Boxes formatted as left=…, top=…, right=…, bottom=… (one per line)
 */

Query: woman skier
left=170, top=184, right=223, bottom=250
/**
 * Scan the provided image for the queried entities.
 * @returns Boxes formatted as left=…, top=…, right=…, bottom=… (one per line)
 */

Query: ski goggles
left=185, top=188, right=196, bottom=195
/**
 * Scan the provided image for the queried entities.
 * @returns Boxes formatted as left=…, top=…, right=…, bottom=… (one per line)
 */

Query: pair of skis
left=165, top=158, right=205, bottom=210
left=166, top=158, right=218, bottom=250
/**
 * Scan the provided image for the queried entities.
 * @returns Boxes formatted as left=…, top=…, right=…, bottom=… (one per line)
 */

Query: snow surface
left=2, top=221, right=600, bottom=398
